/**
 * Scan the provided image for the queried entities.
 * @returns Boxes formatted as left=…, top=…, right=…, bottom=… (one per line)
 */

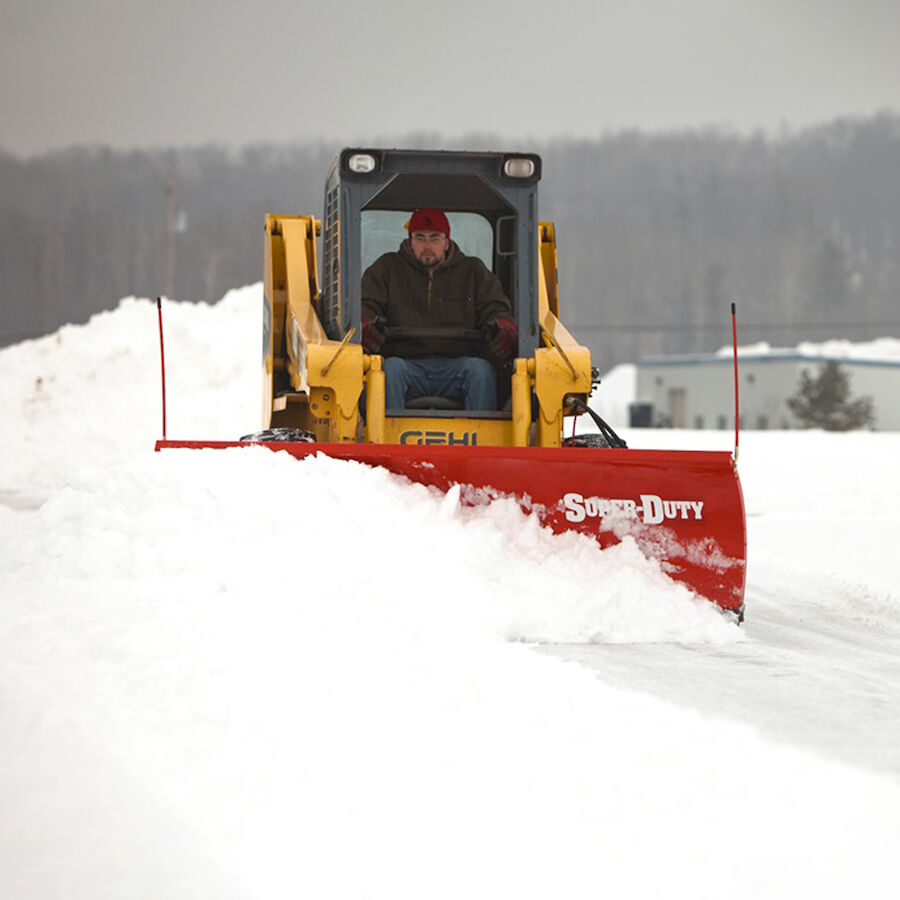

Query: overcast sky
left=2, top=0, right=899, bottom=156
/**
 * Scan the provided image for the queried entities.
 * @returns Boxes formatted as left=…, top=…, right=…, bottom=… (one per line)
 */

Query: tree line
left=2, top=114, right=899, bottom=369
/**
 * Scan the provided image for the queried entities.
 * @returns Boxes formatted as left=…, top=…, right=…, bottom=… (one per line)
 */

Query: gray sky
left=2, top=0, right=899, bottom=156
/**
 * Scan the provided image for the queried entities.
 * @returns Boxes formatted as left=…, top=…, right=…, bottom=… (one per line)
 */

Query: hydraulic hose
left=569, top=398, right=628, bottom=449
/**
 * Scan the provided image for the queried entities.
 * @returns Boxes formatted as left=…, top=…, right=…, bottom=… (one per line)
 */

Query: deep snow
left=2, top=288, right=899, bottom=899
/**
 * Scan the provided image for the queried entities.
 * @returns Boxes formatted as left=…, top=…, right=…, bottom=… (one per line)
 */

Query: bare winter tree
left=2, top=116, right=900, bottom=366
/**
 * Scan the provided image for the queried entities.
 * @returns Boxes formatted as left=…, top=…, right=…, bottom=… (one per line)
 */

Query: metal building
left=632, top=349, right=900, bottom=431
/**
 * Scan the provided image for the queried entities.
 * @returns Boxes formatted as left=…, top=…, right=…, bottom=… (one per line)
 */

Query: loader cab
left=263, top=146, right=591, bottom=448
left=319, top=148, right=543, bottom=365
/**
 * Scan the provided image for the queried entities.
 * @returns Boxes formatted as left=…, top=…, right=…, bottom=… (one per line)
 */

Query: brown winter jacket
left=361, top=239, right=514, bottom=359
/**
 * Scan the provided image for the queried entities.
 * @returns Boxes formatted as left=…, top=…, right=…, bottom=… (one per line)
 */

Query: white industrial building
left=631, top=339, right=900, bottom=431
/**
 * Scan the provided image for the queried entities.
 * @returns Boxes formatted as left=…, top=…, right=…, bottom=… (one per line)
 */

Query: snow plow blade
left=155, top=440, right=746, bottom=618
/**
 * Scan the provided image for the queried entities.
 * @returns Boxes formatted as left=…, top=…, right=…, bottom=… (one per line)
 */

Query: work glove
left=489, top=317, right=518, bottom=359
left=361, top=315, right=386, bottom=353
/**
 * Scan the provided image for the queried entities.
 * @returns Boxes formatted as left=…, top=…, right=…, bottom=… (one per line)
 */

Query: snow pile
left=3, top=446, right=739, bottom=644
left=0, top=286, right=261, bottom=504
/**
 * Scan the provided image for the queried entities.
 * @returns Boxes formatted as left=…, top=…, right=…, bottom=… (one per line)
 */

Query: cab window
left=361, top=210, right=493, bottom=272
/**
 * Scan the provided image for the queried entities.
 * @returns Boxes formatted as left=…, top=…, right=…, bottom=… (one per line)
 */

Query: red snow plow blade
left=155, top=440, right=747, bottom=618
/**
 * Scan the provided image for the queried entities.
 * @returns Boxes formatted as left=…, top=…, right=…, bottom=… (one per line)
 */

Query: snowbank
left=0, top=286, right=262, bottom=503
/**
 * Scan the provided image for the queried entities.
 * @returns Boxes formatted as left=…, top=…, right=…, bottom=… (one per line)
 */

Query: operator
left=361, top=208, right=518, bottom=411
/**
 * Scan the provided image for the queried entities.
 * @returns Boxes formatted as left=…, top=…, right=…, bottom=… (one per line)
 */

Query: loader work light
left=503, top=157, right=535, bottom=178
left=348, top=153, right=376, bottom=173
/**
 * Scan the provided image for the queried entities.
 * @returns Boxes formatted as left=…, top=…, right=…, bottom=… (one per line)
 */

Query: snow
left=588, top=361, right=636, bottom=427
left=0, top=288, right=260, bottom=505
left=2, top=290, right=900, bottom=899
left=715, top=336, right=900, bottom=362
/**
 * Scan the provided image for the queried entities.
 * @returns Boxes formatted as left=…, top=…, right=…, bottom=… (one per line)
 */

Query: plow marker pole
left=731, top=302, right=739, bottom=464
left=157, top=297, right=167, bottom=440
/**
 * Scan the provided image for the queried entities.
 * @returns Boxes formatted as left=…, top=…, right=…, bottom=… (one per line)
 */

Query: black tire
left=562, top=433, right=613, bottom=448
left=240, top=427, right=317, bottom=443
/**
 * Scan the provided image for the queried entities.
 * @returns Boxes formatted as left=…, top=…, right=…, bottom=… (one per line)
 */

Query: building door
left=668, top=387, right=686, bottom=428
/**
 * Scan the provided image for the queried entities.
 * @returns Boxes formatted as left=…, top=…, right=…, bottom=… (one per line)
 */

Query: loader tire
left=240, top=427, right=316, bottom=443
left=563, top=433, right=613, bottom=449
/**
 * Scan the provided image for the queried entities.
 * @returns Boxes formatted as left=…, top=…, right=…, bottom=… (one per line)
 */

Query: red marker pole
left=731, top=302, right=739, bottom=464
left=157, top=297, right=167, bottom=440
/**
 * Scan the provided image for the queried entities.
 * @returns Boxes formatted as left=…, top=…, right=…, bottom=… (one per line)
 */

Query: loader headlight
left=503, top=157, right=536, bottom=178
left=348, top=153, right=377, bottom=173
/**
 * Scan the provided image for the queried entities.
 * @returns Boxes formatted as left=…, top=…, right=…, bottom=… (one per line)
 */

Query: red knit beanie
left=407, top=208, right=450, bottom=237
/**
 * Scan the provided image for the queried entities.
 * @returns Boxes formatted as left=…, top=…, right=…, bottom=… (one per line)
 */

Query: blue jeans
left=383, top=356, right=497, bottom=411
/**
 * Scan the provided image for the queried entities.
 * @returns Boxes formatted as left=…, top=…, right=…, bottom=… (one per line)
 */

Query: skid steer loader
left=157, top=148, right=747, bottom=618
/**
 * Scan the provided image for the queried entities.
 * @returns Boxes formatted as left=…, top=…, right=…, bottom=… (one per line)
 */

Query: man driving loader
left=360, top=208, right=518, bottom=411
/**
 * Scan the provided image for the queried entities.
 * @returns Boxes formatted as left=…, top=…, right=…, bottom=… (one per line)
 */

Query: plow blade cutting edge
left=155, top=440, right=747, bottom=618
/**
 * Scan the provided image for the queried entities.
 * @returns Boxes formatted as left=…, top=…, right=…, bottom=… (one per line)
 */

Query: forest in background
left=2, top=114, right=899, bottom=369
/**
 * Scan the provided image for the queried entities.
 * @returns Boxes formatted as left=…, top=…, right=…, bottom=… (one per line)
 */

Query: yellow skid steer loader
left=157, top=148, right=746, bottom=618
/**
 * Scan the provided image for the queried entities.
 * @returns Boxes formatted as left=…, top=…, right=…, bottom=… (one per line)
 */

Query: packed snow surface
left=2, top=288, right=900, bottom=899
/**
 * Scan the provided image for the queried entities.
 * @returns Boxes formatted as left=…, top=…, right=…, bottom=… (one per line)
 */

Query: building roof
left=638, top=338, right=900, bottom=369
